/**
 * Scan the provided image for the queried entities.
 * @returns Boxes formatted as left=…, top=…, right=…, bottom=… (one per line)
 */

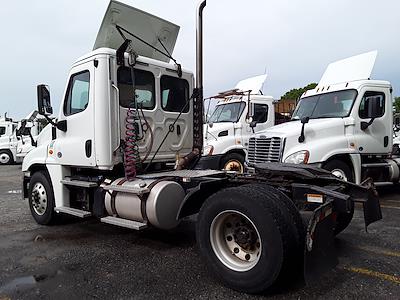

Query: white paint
left=318, top=51, right=377, bottom=86
left=94, top=0, right=180, bottom=63
left=235, top=74, right=267, bottom=94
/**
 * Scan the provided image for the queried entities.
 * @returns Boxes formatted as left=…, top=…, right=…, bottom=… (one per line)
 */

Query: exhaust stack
left=193, top=0, right=207, bottom=152
left=177, top=0, right=206, bottom=170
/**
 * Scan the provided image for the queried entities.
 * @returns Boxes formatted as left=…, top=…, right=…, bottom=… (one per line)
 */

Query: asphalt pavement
left=0, top=165, right=399, bottom=299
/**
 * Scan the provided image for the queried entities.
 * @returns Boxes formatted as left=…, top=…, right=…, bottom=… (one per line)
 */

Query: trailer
left=22, top=0, right=381, bottom=294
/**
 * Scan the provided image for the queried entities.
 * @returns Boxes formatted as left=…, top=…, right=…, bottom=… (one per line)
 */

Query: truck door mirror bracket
left=298, top=117, right=310, bottom=143
left=361, top=118, right=375, bottom=131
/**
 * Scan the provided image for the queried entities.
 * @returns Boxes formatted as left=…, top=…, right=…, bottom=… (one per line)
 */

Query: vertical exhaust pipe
left=178, top=0, right=206, bottom=170
left=193, top=0, right=207, bottom=153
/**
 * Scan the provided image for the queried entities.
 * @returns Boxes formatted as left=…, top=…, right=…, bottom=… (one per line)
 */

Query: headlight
left=203, top=145, right=214, bottom=156
left=284, top=150, right=309, bottom=164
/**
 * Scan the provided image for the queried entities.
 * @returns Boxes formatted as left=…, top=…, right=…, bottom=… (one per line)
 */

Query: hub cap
left=331, top=169, right=348, bottom=181
left=223, top=160, right=244, bottom=173
left=0, top=153, right=10, bottom=164
left=31, top=183, right=48, bottom=216
left=210, top=210, right=261, bottom=272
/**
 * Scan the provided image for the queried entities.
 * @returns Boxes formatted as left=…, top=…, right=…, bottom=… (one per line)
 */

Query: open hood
left=94, top=0, right=180, bottom=63
left=235, top=74, right=267, bottom=94
left=318, top=51, right=377, bottom=86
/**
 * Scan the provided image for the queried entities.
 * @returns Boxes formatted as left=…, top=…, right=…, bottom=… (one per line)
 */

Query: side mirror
left=37, top=85, right=53, bottom=116
left=367, top=96, right=383, bottom=119
left=361, top=96, right=383, bottom=131
left=250, top=121, right=257, bottom=128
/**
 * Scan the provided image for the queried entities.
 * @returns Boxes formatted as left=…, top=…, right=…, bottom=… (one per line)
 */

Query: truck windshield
left=292, top=90, right=357, bottom=120
left=208, top=102, right=246, bottom=123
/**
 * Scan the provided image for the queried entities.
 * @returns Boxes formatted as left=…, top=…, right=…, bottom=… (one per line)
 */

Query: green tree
left=281, top=83, right=318, bottom=100
left=394, top=97, right=400, bottom=113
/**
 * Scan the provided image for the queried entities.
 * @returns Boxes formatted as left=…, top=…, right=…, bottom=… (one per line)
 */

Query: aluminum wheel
left=223, top=160, right=244, bottom=173
left=331, top=169, right=348, bottom=181
left=31, top=182, right=48, bottom=216
left=0, top=153, right=11, bottom=164
left=210, top=210, right=261, bottom=272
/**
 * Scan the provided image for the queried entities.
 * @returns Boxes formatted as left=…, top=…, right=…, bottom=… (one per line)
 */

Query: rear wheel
left=323, top=159, right=354, bottom=234
left=197, top=184, right=300, bottom=294
left=29, top=171, right=57, bottom=225
left=221, top=153, right=245, bottom=173
left=0, top=150, right=13, bottom=165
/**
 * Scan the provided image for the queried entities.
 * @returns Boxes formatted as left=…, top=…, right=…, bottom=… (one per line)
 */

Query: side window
left=161, top=75, right=190, bottom=113
left=253, top=104, right=269, bottom=123
left=0, top=126, right=5, bottom=136
left=117, top=67, right=155, bottom=110
left=359, top=91, right=385, bottom=119
left=64, top=71, right=90, bottom=116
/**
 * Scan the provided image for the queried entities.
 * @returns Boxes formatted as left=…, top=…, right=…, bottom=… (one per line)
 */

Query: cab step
left=55, top=207, right=92, bottom=218
left=100, top=216, right=148, bottom=230
left=61, top=178, right=99, bottom=188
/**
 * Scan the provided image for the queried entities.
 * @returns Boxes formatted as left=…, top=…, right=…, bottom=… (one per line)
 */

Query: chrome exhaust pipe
left=192, top=0, right=206, bottom=153
left=196, top=0, right=206, bottom=93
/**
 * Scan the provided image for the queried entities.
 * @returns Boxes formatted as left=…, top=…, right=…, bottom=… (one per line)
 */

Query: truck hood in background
left=256, top=118, right=345, bottom=139
left=203, top=123, right=234, bottom=142
left=254, top=118, right=347, bottom=161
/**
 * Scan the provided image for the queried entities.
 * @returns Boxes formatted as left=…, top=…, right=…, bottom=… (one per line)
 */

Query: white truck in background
left=201, top=75, right=294, bottom=172
left=0, top=112, right=44, bottom=165
left=21, top=0, right=382, bottom=294
left=248, top=51, right=399, bottom=187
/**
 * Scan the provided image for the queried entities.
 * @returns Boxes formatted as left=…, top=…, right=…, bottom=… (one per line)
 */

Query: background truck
left=247, top=51, right=396, bottom=229
left=22, top=0, right=381, bottom=294
left=201, top=75, right=294, bottom=172
left=0, top=112, right=43, bottom=165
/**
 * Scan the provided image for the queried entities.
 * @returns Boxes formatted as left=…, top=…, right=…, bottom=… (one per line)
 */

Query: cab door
left=353, top=88, right=392, bottom=155
left=51, top=61, right=96, bottom=167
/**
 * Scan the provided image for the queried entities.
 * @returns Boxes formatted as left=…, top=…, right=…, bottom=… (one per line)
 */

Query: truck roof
left=302, top=79, right=392, bottom=99
left=73, top=47, right=193, bottom=76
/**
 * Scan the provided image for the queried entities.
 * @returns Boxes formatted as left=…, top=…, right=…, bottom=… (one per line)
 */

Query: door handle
left=85, top=140, right=92, bottom=158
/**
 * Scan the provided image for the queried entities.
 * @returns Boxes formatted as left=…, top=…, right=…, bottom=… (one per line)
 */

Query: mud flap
left=304, top=201, right=338, bottom=283
left=360, top=179, right=382, bottom=229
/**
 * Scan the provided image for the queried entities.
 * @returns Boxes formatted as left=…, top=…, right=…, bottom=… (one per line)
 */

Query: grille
left=248, top=137, right=283, bottom=164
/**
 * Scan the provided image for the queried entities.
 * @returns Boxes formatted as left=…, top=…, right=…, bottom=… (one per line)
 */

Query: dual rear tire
left=197, top=184, right=304, bottom=294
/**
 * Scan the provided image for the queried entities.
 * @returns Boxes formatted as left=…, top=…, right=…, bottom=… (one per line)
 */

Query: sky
left=0, top=0, right=399, bottom=119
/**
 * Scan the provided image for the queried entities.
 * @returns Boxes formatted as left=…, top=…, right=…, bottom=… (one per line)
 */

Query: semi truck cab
left=201, top=75, right=294, bottom=172
left=248, top=51, right=397, bottom=185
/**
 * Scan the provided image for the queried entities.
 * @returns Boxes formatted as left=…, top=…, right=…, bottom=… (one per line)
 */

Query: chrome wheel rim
left=0, top=153, right=10, bottom=164
left=223, top=160, right=244, bottom=173
left=331, top=169, right=348, bottom=181
left=210, top=210, right=261, bottom=272
left=31, top=183, right=48, bottom=216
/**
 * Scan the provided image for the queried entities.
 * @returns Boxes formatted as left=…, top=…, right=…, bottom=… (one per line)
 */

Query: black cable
left=144, top=92, right=196, bottom=172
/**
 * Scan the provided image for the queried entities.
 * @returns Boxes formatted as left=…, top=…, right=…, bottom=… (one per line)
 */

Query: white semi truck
left=201, top=75, right=294, bottom=172
left=22, top=1, right=381, bottom=294
left=0, top=112, right=43, bottom=165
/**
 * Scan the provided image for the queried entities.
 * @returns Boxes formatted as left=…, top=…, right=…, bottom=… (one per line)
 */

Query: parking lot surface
left=0, top=165, right=399, bottom=299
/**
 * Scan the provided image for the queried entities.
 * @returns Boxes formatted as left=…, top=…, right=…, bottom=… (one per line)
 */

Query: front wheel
left=28, top=171, right=57, bottom=225
left=197, top=185, right=300, bottom=294
left=221, top=153, right=245, bottom=173
left=323, top=159, right=354, bottom=234
left=0, top=150, right=14, bottom=165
